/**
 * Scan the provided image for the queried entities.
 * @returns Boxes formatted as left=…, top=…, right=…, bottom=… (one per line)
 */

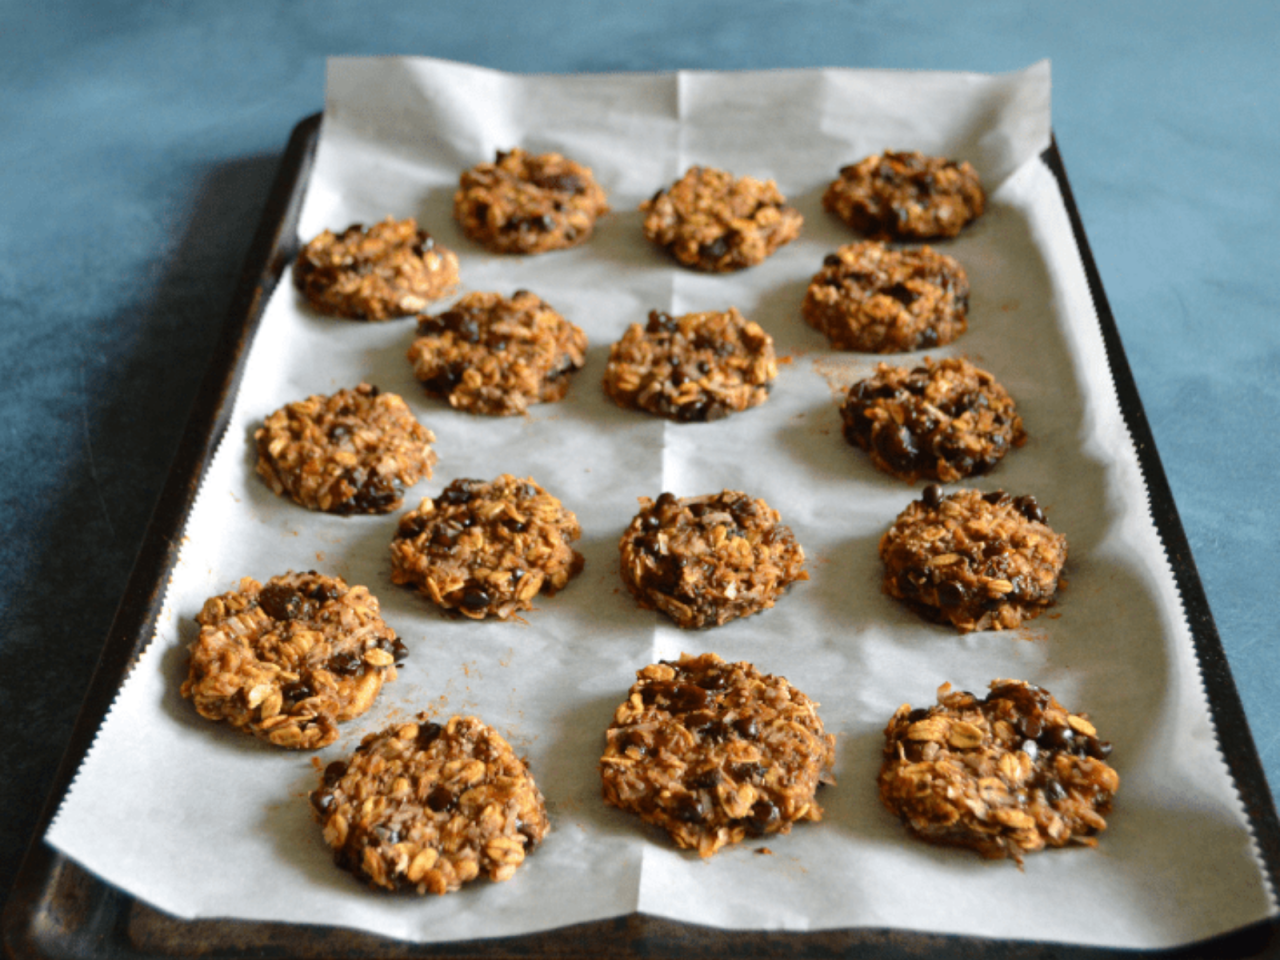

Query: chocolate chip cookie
left=618, top=490, right=807, bottom=629
left=407, top=290, right=588, bottom=416
left=880, top=486, right=1067, bottom=633
left=840, top=357, right=1025, bottom=483
left=312, top=714, right=550, bottom=893
left=390, top=475, right=584, bottom=620
left=601, top=653, right=836, bottom=858
left=801, top=241, right=969, bottom=352
left=181, top=572, right=406, bottom=749
left=454, top=147, right=610, bottom=254
left=880, top=680, right=1119, bottom=863
left=254, top=383, right=437, bottom=515
left=640, top=165, right=803, bottom=272
left=293, top=217, right=460, bottom=320
left=602, top=307, right=776, bottom=422
left=823, top=151, right=985, bottom=241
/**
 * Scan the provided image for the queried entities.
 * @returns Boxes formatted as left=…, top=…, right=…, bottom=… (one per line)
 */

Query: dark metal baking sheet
left=5, top=113, right=1280, bottom=960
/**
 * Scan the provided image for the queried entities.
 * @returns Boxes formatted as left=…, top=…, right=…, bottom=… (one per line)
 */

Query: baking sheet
left=41, top=57, right=1276, bottom=951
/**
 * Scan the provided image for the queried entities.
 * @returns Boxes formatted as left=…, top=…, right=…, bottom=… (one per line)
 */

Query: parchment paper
left=47, top=57, right=1275, bottom=949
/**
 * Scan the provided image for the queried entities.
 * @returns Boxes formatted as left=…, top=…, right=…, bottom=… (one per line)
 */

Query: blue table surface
left=2, top=0, right=1278, bottom=918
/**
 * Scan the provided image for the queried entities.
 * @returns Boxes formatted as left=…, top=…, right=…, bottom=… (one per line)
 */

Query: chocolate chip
left=732, top=717, right=759, bottom=740
left=672, top=793, right=710, bottom=824
left=1013, top=495, right=1046, bottom=524
left=326, top=651, right=362, bottom=676
left=922, top=484, right=944, bottom=508
left=460, top=587, right=492, bottom=611
left=936, top=581, right=968, bottom=607
left=416, top=721, right=443, bottom=750
left=427, top=786, right=456, bottom=812
left=745, top=799, right=780, bottom=836
left=259, top=583, right=309, bottom=621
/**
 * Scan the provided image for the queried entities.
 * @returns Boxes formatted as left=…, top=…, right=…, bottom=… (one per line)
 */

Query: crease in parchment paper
left=46, top=56, right=1273, bottom=949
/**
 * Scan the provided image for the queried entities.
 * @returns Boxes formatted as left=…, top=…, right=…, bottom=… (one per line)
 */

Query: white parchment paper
left=47, top=57, right=1275, bottom=949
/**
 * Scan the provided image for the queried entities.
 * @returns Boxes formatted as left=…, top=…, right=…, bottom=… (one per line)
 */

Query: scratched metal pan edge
left=5, top=114, right=1280, bottom=960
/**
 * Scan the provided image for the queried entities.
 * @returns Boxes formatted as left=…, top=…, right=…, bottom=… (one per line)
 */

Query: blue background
left=2, top=0, right=1278, bottom=915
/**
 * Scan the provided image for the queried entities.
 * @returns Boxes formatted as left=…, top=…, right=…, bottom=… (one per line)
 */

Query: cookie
left=180, top=572, right=405, bottom=749
left=879, top=680, right=1119, bottom=862
left=602, top=308, right=776, bottom=422
left=390, top=475, right=584, bottom=620
left=823, top=151, right=985, bottom=240
left=880, top=486, right=1067, bottom=633
left=600, top=652, right=835, bottom=858
left=639, top=165, right=803, bottom=272
left=840, top=357, right=1025, bottom=483
left=618, top=491, right=806, bottom=629
left=293, top=217, right=460, bottom=320
left=312, top=714, right=550, bottom=893
left=254, top=383, right=437, bottom=515
left=453, top=147, right=610, bottom=254
left=407, top=290, right=588, bottom=416
left=801, top=241, right=969, bottom=352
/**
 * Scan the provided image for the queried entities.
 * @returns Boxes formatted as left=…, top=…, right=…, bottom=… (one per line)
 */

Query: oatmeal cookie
left=312, top=714, right=549, bottom=893
left=841, top=358, right=1025, bottom=483
left=407, top=290, right=588, bottom=416
left=181, top=572, right=406, bottom=750
left=801, top=241, right=969, bottom=352
left=880, top=486, right=1067, bottom=632
left=453, top=147, right=610, bottom=254
left=293, top=216, right=459, bottom=320
left=254, top=383, right=436, bottom=515
left=601, top=652, right=835, bottom=858
left=639, top=166, right=803, bottom=272
left=619, top=491, right=806, bottom=629
left=879, top=680, right=1119, bottom=862
left=823, top=151, right=985, bottom=240
left=603, top=308, right=776, bottom=422
left=390, top=475, right=584, bottom=620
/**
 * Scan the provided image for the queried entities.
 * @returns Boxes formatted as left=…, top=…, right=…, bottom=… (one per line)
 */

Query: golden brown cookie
left=618, top=491, right=806, bottom=629
left=801, top=241, right=969, bottom=352
left=840, top=358, right=1025, bottom=483
left=293, top=217, right=460, bottom=320
left=181, top=572, right=405, bottom=749
left=601, top=653, right=835, bottom=858
left=880, top=486, right=1067, bottom=632
left=880, top=680, right=1119, bottom=863
left=823, top=151, right=985, bottom=241
left=254, top=383, right=436, bottom=515
left=639, top=166, right=802, bottom=271
left=390, top=475, right=584, bottom=620
left=407, top=290, right=588, bottom=416
left=312, top=714, right=550, bottom=893
left=453, top=147, right=610, bottom=254
left=602, top=308, right=776, bottom=422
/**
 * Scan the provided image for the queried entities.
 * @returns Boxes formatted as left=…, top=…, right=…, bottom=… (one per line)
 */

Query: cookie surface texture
left=254, top=383, right=436, bottom=515
left=181, top=572, right=406, bottom=749
left=453, top=147, right=610, bottom=254
left=618, top=491, right=807, bottom=629
left=879, top=680, right=1118, bottom=862
left=601, top=652, right=835, bottom=858
left=823, top=151, right=985, bottom=240
left=407, top=290, right=588, bottom=416
left=639, top=165, right=803, bottom=271
left=841, top=357, right=1025, bottom=483
left=603, top=308, right=777, bottom=422
left=880, top=486, right=1066, bottom=632
left=293, top=216, right=460, bottom=320
left=802, top=241, right=969, bottom=352
left=312, top=714, right=550, bottom=893
left=390, top=474, right=584, bottom=620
